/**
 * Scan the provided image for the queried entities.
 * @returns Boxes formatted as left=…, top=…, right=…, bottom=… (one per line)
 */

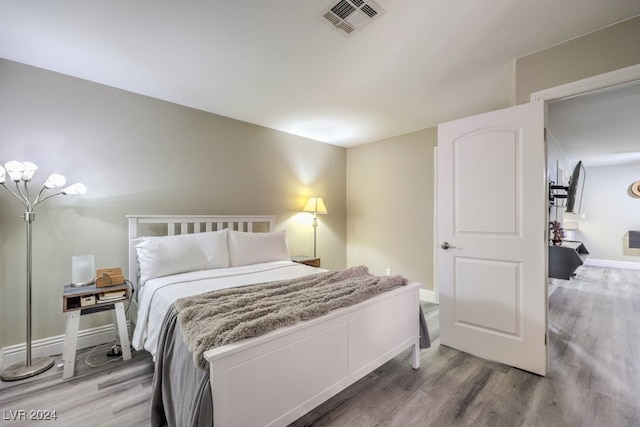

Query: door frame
left=531, top=63, right=640, bottom=104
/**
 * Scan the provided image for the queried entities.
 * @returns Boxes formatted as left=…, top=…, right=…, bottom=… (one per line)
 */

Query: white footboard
left=203, top=282, right=421, bottom=427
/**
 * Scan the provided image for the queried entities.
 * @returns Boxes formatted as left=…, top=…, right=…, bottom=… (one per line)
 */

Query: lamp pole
left=25, top=210, right=34, bottom=369
left=302, top=197, right=327, bottom=259
left=1, top=209, right=55, bottom=381
left=311, top=213, right=318, bottom=258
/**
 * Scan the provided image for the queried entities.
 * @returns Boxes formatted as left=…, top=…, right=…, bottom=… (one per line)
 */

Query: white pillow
left=228, top=229, right=291, bottom=267
left=133, top=228, right=229, bottom=285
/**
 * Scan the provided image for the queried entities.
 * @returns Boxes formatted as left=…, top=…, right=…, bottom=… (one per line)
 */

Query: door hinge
left=544, top=127, right=547, bottom=141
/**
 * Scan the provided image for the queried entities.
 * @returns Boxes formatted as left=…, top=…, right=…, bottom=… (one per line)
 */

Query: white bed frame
left=127, top=214, right=421, bottom=427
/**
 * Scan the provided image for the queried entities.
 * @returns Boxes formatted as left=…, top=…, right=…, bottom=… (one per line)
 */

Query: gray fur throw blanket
left=174, top=265, right=408, bottom=370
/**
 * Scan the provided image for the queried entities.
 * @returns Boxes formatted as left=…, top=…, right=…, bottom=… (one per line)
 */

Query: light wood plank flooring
left=1, top=266, right=639, bottom=426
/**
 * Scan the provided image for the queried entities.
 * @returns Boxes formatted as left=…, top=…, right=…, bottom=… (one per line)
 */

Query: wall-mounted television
left=565, top=161, right=586, bottom=213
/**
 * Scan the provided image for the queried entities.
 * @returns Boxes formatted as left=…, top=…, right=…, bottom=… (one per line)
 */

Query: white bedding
left=132, top=260, right=324, bottom=358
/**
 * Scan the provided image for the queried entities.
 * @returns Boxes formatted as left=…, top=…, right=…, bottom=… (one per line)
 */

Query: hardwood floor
left=1, top=266, right=639, bottom=426
left=0, top=345, right=154, bottom=426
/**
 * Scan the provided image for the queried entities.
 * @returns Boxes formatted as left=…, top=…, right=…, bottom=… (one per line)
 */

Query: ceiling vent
left=322, top=0, right=385, bottom=36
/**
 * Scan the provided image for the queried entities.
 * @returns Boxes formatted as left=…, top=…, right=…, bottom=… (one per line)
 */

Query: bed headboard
left=126, top=214, right=276, bottom=291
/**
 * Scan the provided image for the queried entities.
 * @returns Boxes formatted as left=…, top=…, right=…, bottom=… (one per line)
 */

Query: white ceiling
left=548, top=82, right=640, bottom=168
left=0, top=1, right=639, bottom=148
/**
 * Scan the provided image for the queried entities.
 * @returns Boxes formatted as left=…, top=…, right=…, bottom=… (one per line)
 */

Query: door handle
left=440, top=241, right=456, bottom=250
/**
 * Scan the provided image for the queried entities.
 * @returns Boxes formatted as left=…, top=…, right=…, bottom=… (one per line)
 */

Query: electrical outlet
left=386, top=268, right=391, bottom=276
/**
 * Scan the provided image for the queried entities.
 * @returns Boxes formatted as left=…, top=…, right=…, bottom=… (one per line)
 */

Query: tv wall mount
left=549, top=181, right=568, bottom=207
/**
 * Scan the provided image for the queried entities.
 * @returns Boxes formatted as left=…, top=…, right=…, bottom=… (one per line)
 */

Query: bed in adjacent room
left=127, top=214, right=429, bottom=427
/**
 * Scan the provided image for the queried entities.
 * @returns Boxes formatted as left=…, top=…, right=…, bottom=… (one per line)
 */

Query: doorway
left=435, top=63, right=640, bottom=376
left=539, top=64, right=640, bottom=272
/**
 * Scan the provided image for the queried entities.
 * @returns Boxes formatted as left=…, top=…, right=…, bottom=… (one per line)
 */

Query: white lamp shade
left=71, top=254, right=95, bottom=286
left=302, top=197, right=328, bottom=215
left=44, top=174, right=66, bottom=189
left=62, top=183, right=87, bottom=195
left=21, top=162, right=38, bottom=181
left=5, top=161, right=25, bottom=182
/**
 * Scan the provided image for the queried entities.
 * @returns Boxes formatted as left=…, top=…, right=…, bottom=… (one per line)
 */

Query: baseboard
left=1, top=288, right=439, bottom=370
left=420, top=288, right=438, bottom=304
left=0, top=322, right=130, bottom=371
left=584, top=258, right=640, bottom=270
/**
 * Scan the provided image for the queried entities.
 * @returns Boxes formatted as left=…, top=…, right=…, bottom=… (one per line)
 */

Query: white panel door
left=437, top=101, right=547, bottom=376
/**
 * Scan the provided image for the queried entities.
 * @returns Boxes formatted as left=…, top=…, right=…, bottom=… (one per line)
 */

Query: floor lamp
left=302, top=197, right=328, bottom=258
left=0, top=161, right=86, bottom=382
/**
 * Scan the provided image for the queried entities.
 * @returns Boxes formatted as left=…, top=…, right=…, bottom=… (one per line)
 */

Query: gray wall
left=572, top=164, right=640, bottom=262
left=346, top=127, right=437, bottom=290
left=515, top=16, right=640, bottom=104
left=0, top=59, right=346, bottom=349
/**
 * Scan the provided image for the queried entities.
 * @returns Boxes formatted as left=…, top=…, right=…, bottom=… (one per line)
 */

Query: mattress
left=132, top=260, right=323, bottom=358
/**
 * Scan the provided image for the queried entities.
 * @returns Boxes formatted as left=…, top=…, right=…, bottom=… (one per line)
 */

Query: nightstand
left=291, top=256, right=321, bottom=268
left=61, top=283, right=132, bottom=379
